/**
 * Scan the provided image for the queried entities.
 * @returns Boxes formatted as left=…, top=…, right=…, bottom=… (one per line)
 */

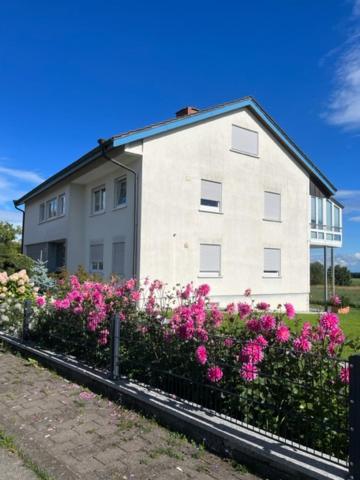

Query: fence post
left=22, top=299, right=31, bottom=342
left=349, top=354, right=360, bottom=480
left=110, top=313, right=120, bottom=380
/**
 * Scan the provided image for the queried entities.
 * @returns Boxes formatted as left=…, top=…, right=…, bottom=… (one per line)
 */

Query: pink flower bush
left=207, top=366, right=223, bottom=383
left=293, top=336, right=312, bottom=353
left=340, top=366, right=349, bottom=384
left=36, top=296, right=46, bottom=307
left=195, top=345, right=208, bottom=365
left=238, top=303, right=253, bottom=319
left=256, top=302, right=270, bottom=311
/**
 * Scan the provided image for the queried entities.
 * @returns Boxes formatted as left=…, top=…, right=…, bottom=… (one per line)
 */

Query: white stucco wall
left=23, top=155, right=140, bottom=279
left=139, top=109, right=310, bottom=310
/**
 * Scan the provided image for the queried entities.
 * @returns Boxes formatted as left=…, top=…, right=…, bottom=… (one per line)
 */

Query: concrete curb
left=0, top=332, right=348, bottom=480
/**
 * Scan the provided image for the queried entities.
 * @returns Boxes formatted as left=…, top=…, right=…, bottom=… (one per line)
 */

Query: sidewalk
left=0, top=344, right=260, bottom=480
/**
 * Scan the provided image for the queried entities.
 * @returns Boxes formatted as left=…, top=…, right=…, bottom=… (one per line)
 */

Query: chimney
left=175, top=106, right=199, bottom=118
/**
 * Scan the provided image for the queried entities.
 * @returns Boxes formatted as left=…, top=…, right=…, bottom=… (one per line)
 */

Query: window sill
left=262, top=275, right=282, bottom=279
left=113, top=204, right=128, bottom=211
left=90, top=211, right=106, bottom=217
left=197, top=274, right=223, bottom=279
left=198, top=209, right=223, bottom=215
left=38, top=215, right=65, bottom=225
left=263, top=218, right=282, bottom=223
left=230, top=148, right=259, bottom=159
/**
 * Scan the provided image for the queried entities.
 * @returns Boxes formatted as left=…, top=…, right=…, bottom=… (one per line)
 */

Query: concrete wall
left=139, top=109, right=310, bottom=310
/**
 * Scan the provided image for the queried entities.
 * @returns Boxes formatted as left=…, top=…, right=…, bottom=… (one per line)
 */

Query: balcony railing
left=310, top=223, right=342, bottom=246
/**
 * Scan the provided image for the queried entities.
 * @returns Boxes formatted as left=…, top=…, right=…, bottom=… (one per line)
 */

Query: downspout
left=13, top=202, right=25, bottom=254
left=97, top=140, right=138, bottom=279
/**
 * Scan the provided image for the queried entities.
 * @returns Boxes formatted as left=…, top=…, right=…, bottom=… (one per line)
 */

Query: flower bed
left=0, top=271, right=350, bottom=460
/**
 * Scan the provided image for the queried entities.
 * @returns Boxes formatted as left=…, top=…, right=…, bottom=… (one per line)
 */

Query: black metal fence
left=3, top=304, right=360, bottom=477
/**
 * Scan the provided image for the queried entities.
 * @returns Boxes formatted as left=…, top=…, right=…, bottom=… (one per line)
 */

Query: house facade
left=15, top=97, right=343, bottom=310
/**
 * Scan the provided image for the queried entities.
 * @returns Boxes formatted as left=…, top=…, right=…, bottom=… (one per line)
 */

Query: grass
left=0, top=429, right=54, bottom=480
left=310, top=279, right=360, bottom=308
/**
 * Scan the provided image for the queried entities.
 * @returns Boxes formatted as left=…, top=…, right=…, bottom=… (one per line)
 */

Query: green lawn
left=310, top=280, right=360, bottom=308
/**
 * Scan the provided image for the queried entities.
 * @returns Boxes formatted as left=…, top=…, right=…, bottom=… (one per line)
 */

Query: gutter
left=13, top=203, right=25, bottom=254
left=98, top=140, right=139, bottom=279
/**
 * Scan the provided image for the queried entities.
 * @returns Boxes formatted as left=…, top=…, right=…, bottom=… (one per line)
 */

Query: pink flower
left=293, top=336, right=312, bottom=353
left=256, top=302, right=270, bottom=311
left=301, top=322, right=312, bottom=338
left=226, top=303, right=236, bottom=315
left=131, top=290, right=141, bottom=302
left=207, top=366, right=223, bottom=383
left=181, top=283, right=193, bottom=300
left=224, top=337, right=234, bottom=348
left=330, top=295, right=341, bottom=306
left=124, top=279, right=136, bottom=290
left=329, top=326, right=346, bottom=345
left=195, top=345, right=208, bottom=365
left=54, top=298, right=70, bottom=310
left=73, top=305, right=84, bottom=315
left=36, top=296, right=46, bottom=307
left=284, top=303, right=296, bottom=319
left=240, top=363, right=258, bottom=381
left=197, top=284, right=210, bottom=297
left=340, top=366, right=349, bottom=384
left=246, top=318, right=261, bottom=333
left=241, top=340, right=264, bottom=364
left=276, top=325, right=291, bottom=343
left=255, top=335, right=268, bottom=347
left=260, top=315, right=276, bottom=331
left=238, top=303, right=253, bottom=319
left=98, top=329, right=109, bottom=346
left=320, top=312, right=339, bottom=333
left=244, top=288, right=252, bottom=297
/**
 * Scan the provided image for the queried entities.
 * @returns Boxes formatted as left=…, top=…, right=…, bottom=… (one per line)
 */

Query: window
left=231, top=125, right=258, bottom=156
left=326, top=200, right=333, bottom=229
left=90, top=243, right=104, bottom=272
left=200, top=180, right=222, bottom=213
left=39, top=203, right=45, bottom=223
left=58, top=194, right=66, bottom=216
left=264, top=248, right=281, bottom=277
left=46, top=198, right=57, bottom=219
left=199, top=244, right=221, bottom=277
left=264, top=192, right=281, bottom=221
left=112, top=242, right=125, bottom=277
left=334, top=206, right=340, bottom=231
left=310, top=196, right=316, bottom=226
left=114, top=177, right=127, bottom=208
left=92, top=186, right=106, bottom=214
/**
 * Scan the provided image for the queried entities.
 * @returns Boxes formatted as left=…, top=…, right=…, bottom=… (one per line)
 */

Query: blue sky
left=0, top=0, right=359, bottom=269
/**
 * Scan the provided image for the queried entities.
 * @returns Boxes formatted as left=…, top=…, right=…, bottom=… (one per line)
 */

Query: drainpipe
left=13, top=202, right=25, bottom=254
left=97, top=139, right=138, bottom=279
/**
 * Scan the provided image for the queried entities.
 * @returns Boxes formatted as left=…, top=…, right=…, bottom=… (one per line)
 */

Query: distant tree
left=310, top=262, right=324, bottom=285
left=0, top=221, right=33, bottom=274
left=352, top=272, right=360, bottom=279
left=328, top=265, right=352, bottom=286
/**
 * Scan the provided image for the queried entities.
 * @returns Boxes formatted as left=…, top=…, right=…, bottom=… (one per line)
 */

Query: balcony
left=309, top=197, right=343, bottom=248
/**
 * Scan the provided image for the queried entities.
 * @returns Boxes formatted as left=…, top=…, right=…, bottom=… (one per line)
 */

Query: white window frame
left=231, top=124, right=259, bottom=157
left=114, top=176, right=127, bottom=209
left=263, top=248, right=281, bottom=278
left=92, top=185, right=106, bottom=214
left=58, top=194, right=66, bottom=216
left=200, top=179, right=222, bottom=213
left=264, top=191, right=281, bottom=222
left=89, top=243, right=104, bottom=273
left=39, top=203, right=45, bottom=223
left=46, top=198, right=57, bottom=219
left=199, top=243, right=221, bottom=278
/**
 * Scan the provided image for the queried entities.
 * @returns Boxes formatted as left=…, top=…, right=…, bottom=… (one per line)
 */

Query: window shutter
left=264, top=192, right=281, bottom=221
left=201, top=180, right=221, bottom=203
left=264, top=248, right=281, bottom=274
left=112, top=242, right=125, bottom=276
left=200, top=244, right=221, bottom=274
left=232, top=125, right=258, bottom=156
left=90, top=244, right=103, bottom=263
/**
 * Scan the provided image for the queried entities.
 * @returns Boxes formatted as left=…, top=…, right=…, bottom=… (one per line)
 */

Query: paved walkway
left=0, top=345, right=260, bottom=480
left=0, top=449, right=38, bottom=480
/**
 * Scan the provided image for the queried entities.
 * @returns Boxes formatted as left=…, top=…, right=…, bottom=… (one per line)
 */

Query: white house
left=14, top=97, right=343, bottom=310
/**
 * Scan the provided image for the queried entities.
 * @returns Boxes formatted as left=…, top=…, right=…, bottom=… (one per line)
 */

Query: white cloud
left=0, top=166, right=44, bottom=184
left=0, top=163, right=44, bottom=226
left=324, top=2, right=360, bottom=129
left=336, top=189, right=360, bottom=220
left=350, top=215, right=360, bottom=222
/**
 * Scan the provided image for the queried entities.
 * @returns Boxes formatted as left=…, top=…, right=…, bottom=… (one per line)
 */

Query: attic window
left=231, top=125, right=259, bottom=157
